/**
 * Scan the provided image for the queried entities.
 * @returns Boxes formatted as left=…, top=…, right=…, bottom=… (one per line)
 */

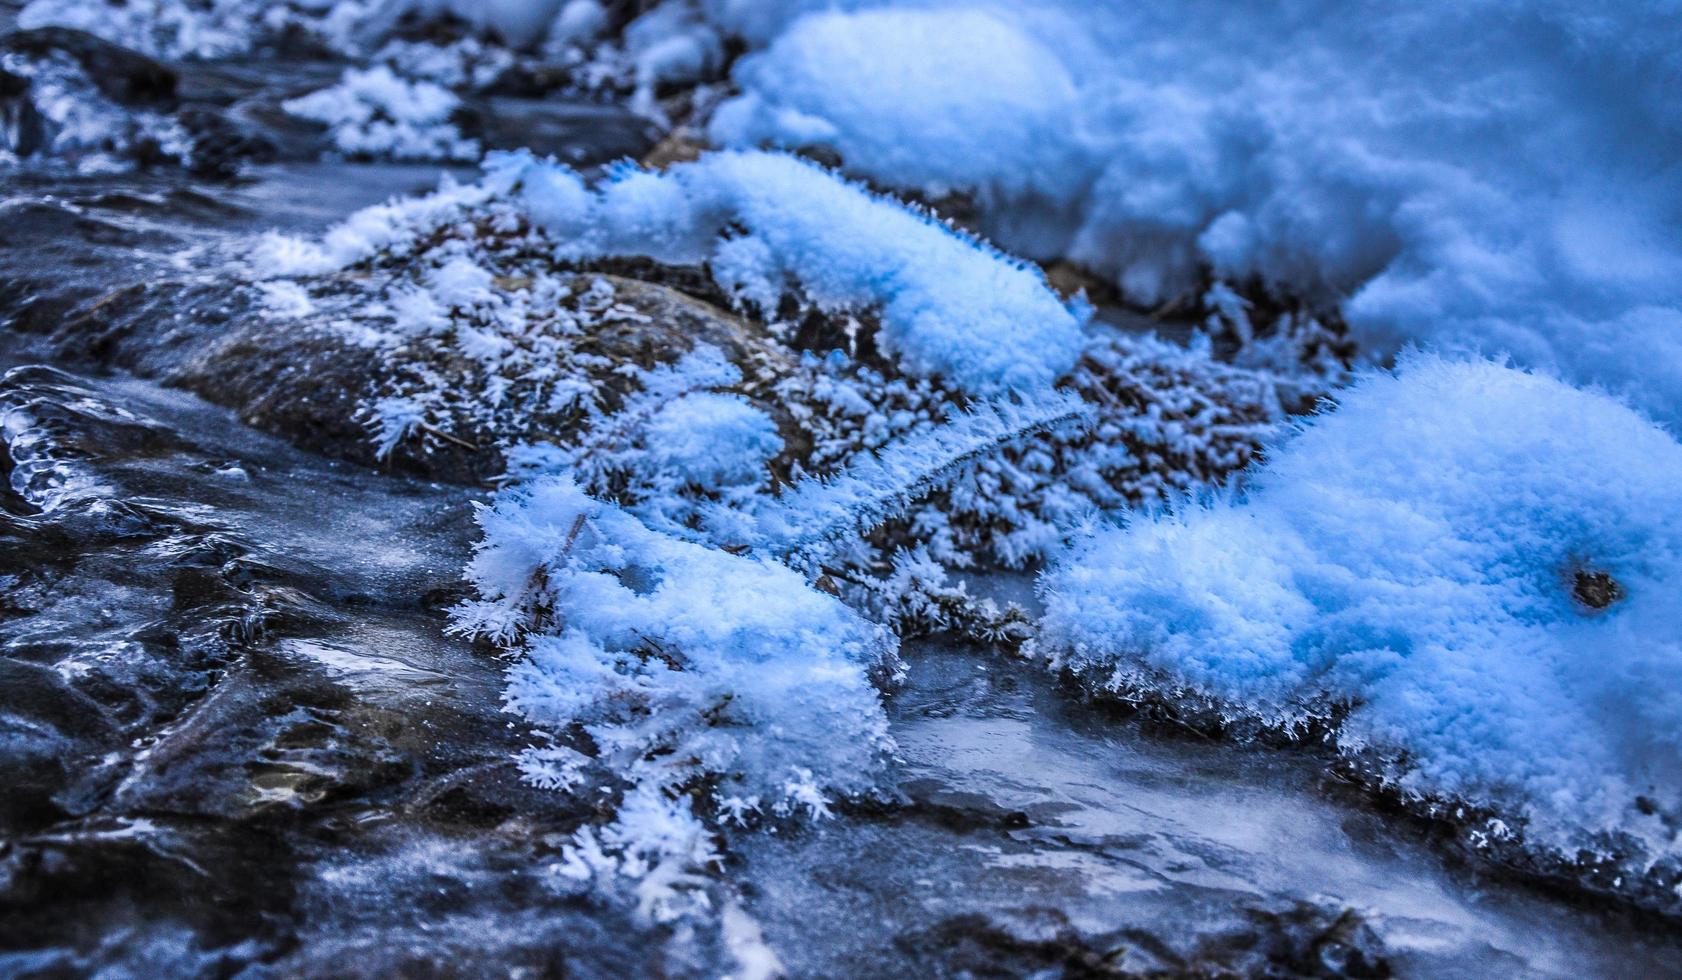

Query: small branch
left=418, top=422, right=480, bottom=452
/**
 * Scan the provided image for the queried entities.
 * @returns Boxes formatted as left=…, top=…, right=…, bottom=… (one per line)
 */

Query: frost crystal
left=453, top=472, right=898, bottom=915
left=752, top=388, right=1094, bottom=563
left=283, top=66, right=479, bottom=162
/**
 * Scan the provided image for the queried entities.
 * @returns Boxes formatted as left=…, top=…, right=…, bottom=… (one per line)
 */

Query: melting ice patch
left=1040, top=354, right=1682, bottom=855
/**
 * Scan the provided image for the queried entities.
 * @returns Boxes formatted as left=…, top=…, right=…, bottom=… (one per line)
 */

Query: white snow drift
left=707, top=1, right=1682, bottom=422
left=1040, top=354, right=1682, bottom=853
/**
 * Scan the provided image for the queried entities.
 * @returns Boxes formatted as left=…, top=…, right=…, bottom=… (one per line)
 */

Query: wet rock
left=461, top=95, right=659, bottom=162
left=0, top=65, right=45, bottom=157
left=1, top=28, right=178, bottom=109
left=41, top=260, right=792, bottom=484
left=894, top=910, right=1128, bottom=978
left=176, top=106, right=277, bottom=178
left=0, top=361, right=663, bottom=973
left=0, top=29, right=344, bottom=174
left=893, top=900, right=1390, bottom=978
left=727, top=647, right=1682, bottom=978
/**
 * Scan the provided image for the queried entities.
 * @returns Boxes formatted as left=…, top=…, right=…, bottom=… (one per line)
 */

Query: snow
left=641, top=393, right=783, bottom=490
left=282, top=66, right=479, bottom=162
left=453, top=472, right=898, bottom=915
left=248, top=173, right=498, bottom=278
left=513, top=149, right=1088, bottom=392
left=373, top=37, right=516, bottom=89
left=709, top=8, right=1087, bottom=204
left=456, top=472, right=902, bottom=796
left=1039, top=353, right=1682, bottom=854
left=19, top=0, right=260, bottom=59
left=0, top=50, right=192, bottom=173
left=248, top=153, right=1293, bottom=567
left=254, top=148, right=1087, bottom=393
left=192, top=0, right=1682, bottom=909
left=397, top=0, right=569, bottom=48
left=257, top=280, right=316, bottom=319
left=703, top=1, right=1682, bottom=423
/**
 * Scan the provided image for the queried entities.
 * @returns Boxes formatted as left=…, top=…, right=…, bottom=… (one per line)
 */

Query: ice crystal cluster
left=452, top=472, right=898, bottom=919
left=281, top=65, right=478, bottom=161
left=250, top=151, right=1291, bottom=567
left=1042, top=354, right=1682, bottom=874
left=244, top=146, right=1306, bottom=913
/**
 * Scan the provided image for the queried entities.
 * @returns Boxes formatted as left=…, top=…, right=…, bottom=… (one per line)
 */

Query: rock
left=0, top=65, right=45, bottom=158
left=1, top=28, right=177, bottom=109
left=461, top=95, right=658, bottom=163
left=0, top=361, right=653, bottom=973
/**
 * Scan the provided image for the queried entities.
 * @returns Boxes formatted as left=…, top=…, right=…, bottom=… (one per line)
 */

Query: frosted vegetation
left=42, top=0, right=1682, bottom=917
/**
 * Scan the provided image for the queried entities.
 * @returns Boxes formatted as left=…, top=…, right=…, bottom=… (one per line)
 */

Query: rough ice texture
left=1040, top=354, right=1682, bottom=856
left=706, top=1, right=1682, bottom=423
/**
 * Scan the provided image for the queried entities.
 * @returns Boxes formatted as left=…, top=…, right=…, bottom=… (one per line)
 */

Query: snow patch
left=706, top=1, right=1682, bottom=422
left=1041, top=353, right=1682, bottom=856
left=283, top=66, right=478, bottom=162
